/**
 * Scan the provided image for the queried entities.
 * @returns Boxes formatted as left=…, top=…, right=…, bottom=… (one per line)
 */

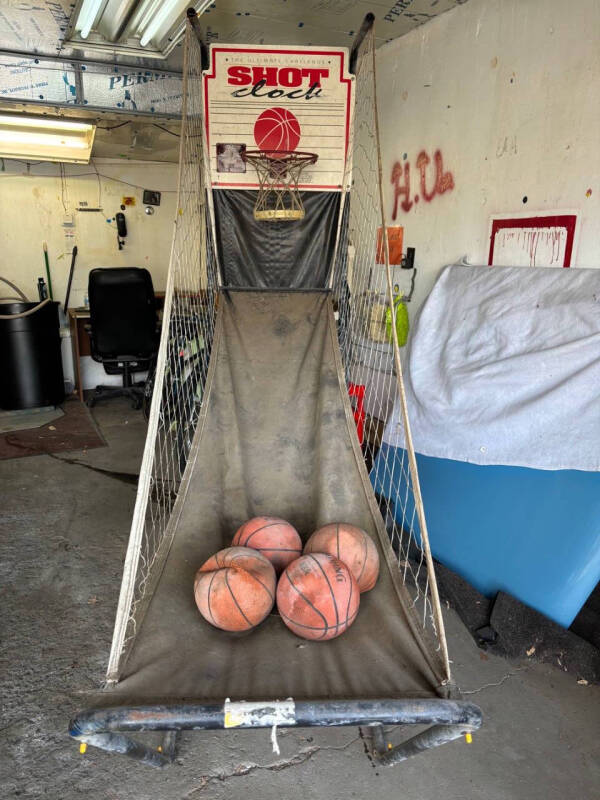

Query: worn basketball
left=232, top=516, right=302, bottom=573
left=276, top=553, right=360, bottom=641
left=194, top=547, right=276, bottom=632
left=253, top=107, right=301, bottom=153
left=304, top=523, right=380, bottom=593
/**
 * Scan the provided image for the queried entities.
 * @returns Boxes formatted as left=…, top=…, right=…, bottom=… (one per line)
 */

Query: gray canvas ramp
left=109, top=291, right=446, bottom=703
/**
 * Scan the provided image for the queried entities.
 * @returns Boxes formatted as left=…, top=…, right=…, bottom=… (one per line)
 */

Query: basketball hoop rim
left=242, top=150, right=319, bottom=165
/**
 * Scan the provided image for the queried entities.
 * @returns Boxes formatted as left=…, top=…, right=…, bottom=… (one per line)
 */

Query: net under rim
left=242, top=150, right=319, bottom=221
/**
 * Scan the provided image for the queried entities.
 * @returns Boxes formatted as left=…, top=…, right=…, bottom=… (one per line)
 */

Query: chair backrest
left=88, top=268, right=157, bottom=360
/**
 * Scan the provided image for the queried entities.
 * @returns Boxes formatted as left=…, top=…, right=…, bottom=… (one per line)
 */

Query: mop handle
left=43, top=242, right=54, bottom=300
left=64, top=245, right=78, bottom=311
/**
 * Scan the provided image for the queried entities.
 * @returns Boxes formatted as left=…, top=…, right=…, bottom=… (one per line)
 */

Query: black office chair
left=87, top=268, right=158, bottom=410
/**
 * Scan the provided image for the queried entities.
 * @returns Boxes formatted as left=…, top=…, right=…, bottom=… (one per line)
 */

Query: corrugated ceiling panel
left=0, top=0, right=72, bottom=55
left=0, top=0, right=470, bottom=64
left=0, top=0, right=469, bottom=114
left=0, top=56, right=182, bottom=113
left=83, top=65, right=183, bottom=112
left=0, top=55, right=76, bottom=104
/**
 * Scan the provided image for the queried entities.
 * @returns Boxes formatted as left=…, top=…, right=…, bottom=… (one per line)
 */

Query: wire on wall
left=151, top=123, right=180, bottom=137
left=59, top=163, right=69, bottom=213
left=95, top=121, right=132, bottom=131
left=94, top=121, right=180, bottom=137
left=0, top=159, right=178, bottom=193
left=90, top=157, right=103, bottom=206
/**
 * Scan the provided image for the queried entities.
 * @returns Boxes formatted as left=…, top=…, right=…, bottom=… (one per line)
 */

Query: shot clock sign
left=203, top=45, right=354, bottom=190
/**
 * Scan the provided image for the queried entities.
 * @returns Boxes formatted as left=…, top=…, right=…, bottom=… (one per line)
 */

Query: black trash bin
left=0, top=301, right=65, bottom=410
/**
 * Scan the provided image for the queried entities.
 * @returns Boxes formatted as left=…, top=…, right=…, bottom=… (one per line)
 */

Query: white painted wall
left=0, top=159, right=178, bottom=308
left=377, top=0, right=600, bottom=314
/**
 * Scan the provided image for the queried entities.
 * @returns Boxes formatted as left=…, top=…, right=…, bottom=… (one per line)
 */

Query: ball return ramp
left=69, top=12, right=481, bottom=770
left=70, top=291, right=480, bottom=766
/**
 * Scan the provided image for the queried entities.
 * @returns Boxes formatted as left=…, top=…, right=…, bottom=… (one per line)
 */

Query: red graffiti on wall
left=391, top=149, right=454, bottom=219
left=391, top=161, right=412, bottom=216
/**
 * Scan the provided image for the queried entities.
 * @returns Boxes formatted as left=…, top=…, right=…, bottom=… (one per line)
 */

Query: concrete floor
left=1, top=400, right=599, bottom=799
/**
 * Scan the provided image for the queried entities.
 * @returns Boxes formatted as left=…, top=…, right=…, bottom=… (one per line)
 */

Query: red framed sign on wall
left=488, top=214, right=577, bottom=267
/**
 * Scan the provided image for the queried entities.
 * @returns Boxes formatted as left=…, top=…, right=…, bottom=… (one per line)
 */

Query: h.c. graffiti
left=391, top=149, right=455, bottom=217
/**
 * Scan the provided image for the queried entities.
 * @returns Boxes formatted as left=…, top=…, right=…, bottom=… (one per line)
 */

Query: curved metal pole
left=186, top=8, right=209, bottom=70
left=350, top=13, right=375, bottom=74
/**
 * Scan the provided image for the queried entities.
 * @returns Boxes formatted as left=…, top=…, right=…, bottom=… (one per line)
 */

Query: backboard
left=203, top=44, right=354, bottom=191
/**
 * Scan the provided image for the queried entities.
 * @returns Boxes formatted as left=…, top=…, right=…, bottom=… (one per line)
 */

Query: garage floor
left=2, top=400, right=599, bottom=799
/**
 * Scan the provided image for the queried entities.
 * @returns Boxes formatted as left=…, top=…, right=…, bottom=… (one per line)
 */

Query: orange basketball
left=232, top=516, right=302, bottom=573
left=194, top=547, right=276, bottom=632
left=304, top=522, right=380, bottom=593
left=276, top=553, right=360, bottom=641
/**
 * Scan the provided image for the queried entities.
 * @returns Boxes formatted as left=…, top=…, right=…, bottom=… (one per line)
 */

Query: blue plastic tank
left=371, top=443, right=600, bottom=628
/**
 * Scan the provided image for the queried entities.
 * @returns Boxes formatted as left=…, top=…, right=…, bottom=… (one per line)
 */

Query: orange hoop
left=242, top=150, right=318, bottom=221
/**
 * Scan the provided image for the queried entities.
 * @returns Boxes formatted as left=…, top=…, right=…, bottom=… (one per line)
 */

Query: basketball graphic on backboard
left=254, top=107, right=301, bottom=153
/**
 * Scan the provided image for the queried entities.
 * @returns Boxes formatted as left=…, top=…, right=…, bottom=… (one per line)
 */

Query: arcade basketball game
left=69, top=10, right=481, bottom=769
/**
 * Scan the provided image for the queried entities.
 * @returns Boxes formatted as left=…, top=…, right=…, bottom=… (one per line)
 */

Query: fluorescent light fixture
left=0, top=115, right=96, bottom=164
left=139, top=0, right=212, bottom=49
left=68, top=0, right=212, bottom=57
left=75, top=0, right=104, bottom=39
left=139, top=0, right=182, bottom=47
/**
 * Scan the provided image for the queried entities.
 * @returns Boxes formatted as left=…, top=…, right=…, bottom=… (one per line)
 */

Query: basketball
left=304, top=522, right=380, bottom=593
left=194, top=546, right=276, bottom=632
left=232, top=516, right=302, bottom=573
left=254, top=107, right=301, bottom=153
left=276, top=553, right=360, bottom=641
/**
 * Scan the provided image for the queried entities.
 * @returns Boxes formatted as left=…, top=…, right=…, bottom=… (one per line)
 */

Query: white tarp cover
left=383, top=264, right=600, bottom=471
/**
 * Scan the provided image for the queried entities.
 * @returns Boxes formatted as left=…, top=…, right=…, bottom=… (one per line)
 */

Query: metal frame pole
left=186, top=8, right=209, bottom=70
left=70, top=698, right=481, bottom=768
left=350, top=13, right=375, bottom=74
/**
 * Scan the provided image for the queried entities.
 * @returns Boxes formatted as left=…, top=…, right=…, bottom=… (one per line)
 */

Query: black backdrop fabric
left=212, top=190, right=340, bottom=288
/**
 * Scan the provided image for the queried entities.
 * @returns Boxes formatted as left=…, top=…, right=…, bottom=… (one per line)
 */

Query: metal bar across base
left=69, top=698, right=481, bottom=768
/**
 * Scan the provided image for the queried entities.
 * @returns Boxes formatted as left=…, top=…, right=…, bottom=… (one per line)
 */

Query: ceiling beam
left=0, top=47, right=183, bottom=77
left=0, top=97, right=181, bottom=123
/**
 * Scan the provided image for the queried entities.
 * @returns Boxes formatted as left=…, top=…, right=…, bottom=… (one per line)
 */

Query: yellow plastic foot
left=465, top=733, right=473, bottom=744
left=79, top=743, right=87, bottom=754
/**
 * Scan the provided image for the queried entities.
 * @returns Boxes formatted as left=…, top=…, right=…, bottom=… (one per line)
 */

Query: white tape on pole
left=223, top=699, right=296, bottom=729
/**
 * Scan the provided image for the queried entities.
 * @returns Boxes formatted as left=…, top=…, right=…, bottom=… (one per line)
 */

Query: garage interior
left=1, top=1, right=599, bottom=799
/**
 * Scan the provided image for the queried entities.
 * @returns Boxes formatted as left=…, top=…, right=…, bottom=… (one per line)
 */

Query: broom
left=42, top=242, right=54, bottom=300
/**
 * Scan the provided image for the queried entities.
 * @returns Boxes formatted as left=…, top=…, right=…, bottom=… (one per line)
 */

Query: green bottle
left=385, top=294, right=409, bottom=347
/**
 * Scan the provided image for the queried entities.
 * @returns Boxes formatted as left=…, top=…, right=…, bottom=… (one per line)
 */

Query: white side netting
left=331, top=25, right=450, bottom=681
left=107, top=20, right=449, bottom=685
left=107, top=26, right=217, bottom=682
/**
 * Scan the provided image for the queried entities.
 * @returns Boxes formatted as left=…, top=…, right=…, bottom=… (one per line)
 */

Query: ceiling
left=0, top=0, right=469, bottom=69
left=0, top=0, right=468, bottom=161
